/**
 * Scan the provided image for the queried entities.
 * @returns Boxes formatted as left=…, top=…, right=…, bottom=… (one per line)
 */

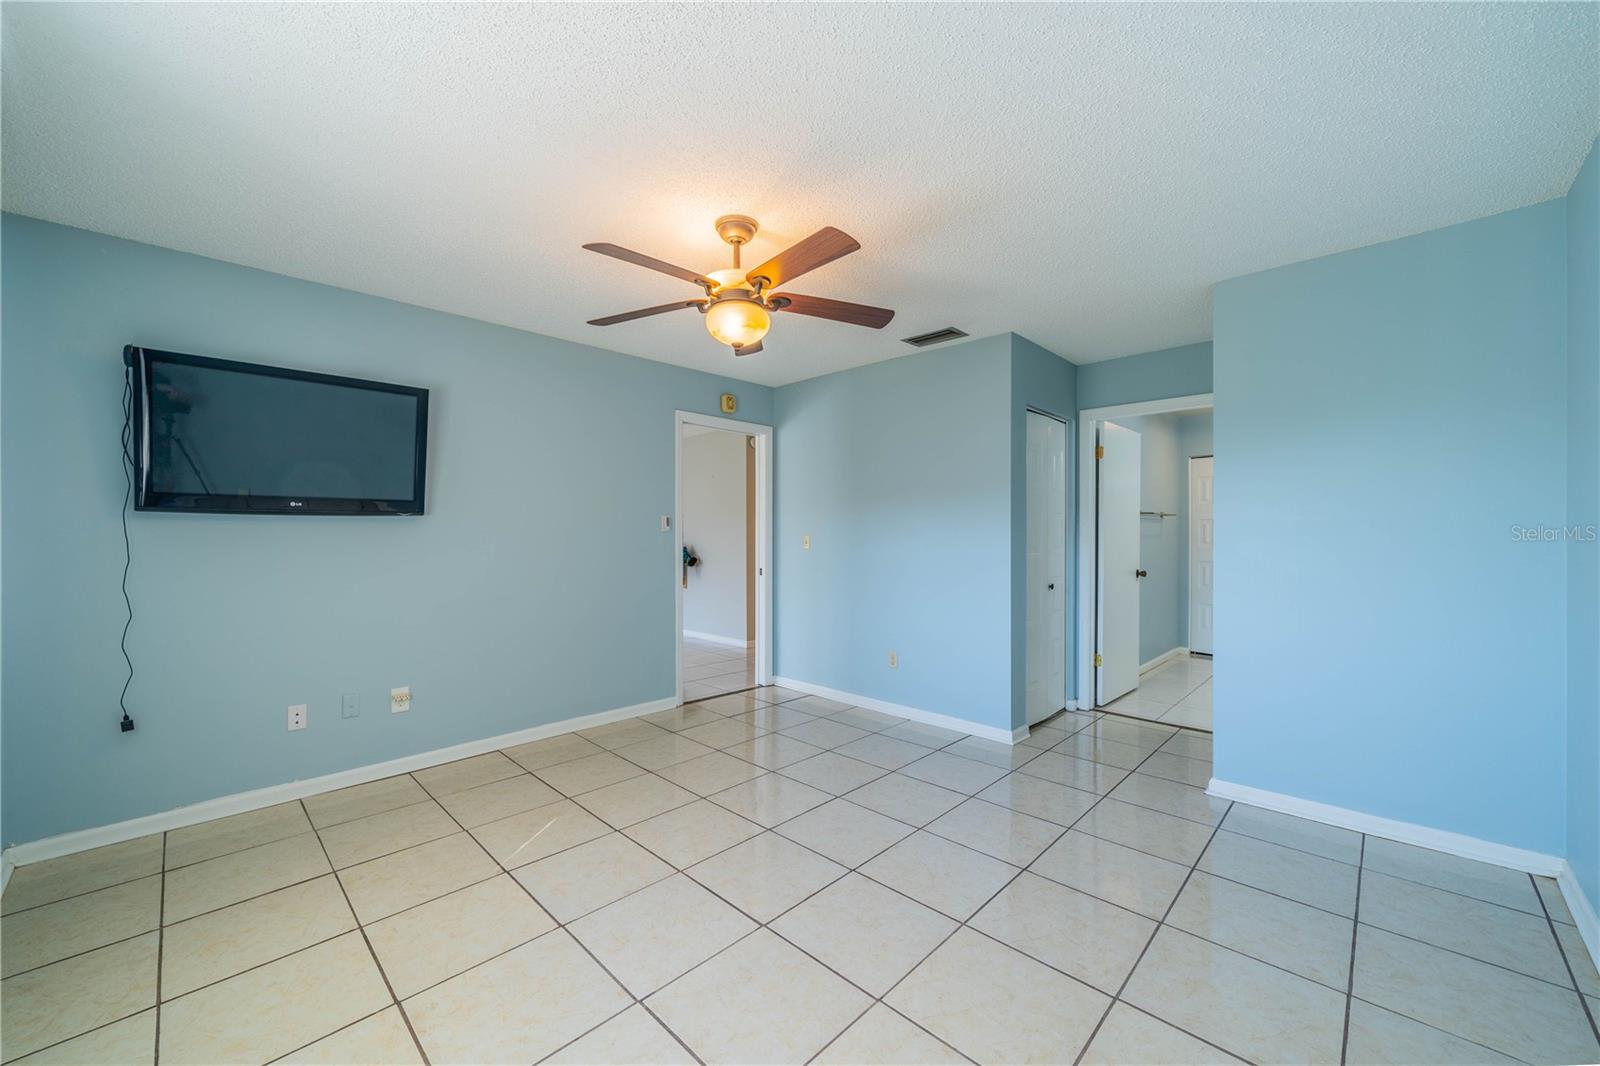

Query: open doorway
left=1078, top=394, right=1213, bottom=731
left=675, top=411, right=772, bottom=703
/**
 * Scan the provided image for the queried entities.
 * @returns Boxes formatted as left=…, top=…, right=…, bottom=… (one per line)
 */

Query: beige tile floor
left=1101, top=654, right=1213, bottom=731
left=3, top=688, right=1598, bottom=1065
left=681, top=637, right=755, bottom=701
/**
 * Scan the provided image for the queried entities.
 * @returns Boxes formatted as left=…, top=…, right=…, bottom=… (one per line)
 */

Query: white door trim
left=676, top=411, right=773, bottom=704
left=1076, top=392, right=1212, bottom=709
left=1188, top=455, right=1215, bottom=655
left=1025, top=408, right=1071, bottom=725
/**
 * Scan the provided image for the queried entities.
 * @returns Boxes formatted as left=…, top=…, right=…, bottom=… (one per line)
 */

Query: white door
left=1025, top=412, right=1068, bottom=724
left=1188, top=456, right=1215, bottom=655
left=1096, top=422, right=1141, bottom=705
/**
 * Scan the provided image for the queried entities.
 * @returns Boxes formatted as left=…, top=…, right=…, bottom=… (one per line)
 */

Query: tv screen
left=126, top=346, right=428, bottom=515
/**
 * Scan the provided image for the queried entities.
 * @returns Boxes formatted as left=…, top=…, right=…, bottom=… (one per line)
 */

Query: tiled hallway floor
left=682, top=636, right=754, bottom=701
left=1101, top=654, right=1213, bottom=731
left=4, top=690, right=1598, bottom=1064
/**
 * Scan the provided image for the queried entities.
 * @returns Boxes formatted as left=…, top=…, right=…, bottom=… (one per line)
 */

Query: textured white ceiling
left=3, top=3, right=1596, bottom=387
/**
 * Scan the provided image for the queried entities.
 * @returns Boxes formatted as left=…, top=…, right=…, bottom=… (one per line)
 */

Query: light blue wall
left=1180, top=411, right=1214, bottom=463
left=1213, top=200, right=1569, bottom=854
left=0, top=214, right=773, bottom=844
left=1077, top=342, right=1212, bottom=411
left=772, top=336, right=1014, bottom=731
left=1011, top=335, right=1077, bottom=726
left=1567, top=137, right=1600, bottom=908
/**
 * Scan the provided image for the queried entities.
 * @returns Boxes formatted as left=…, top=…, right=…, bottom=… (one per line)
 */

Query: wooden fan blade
left=587, top=300, right=705, bottom=326
left=583, top=243, right=712, bottom=288
left=733, top=340, right=763, bottom=356
left=770, top=293, right=895, bottom=329
left=745, top=227, right=860, bottom=289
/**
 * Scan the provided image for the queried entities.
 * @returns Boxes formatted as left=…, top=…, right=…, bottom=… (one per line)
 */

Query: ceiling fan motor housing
left=714, top=214, right=759, bottom=246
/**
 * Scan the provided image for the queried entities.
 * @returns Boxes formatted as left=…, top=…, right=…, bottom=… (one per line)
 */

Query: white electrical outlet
left=288, top=704, right=307, bottom=731
left=391, top=686, right=411, bottom=713
left=888, top=651, right=898, bottom=669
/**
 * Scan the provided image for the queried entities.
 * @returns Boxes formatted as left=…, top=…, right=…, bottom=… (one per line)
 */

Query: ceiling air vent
left=901, top=327, right=968, bottom=348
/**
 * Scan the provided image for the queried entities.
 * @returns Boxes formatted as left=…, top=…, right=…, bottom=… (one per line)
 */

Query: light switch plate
left=341, top=693, right=360, bottom=719
left=803, top=534, right=811, bottom=550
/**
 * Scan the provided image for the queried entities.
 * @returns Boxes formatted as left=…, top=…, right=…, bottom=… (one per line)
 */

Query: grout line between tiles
left=1342, top=994, right=1540, bottom=1066
left=262, top=1004, right=405, bottom=1065
left=0, top=1008, right=156, bottom=1065
left=1339, top=834, right=1366, bottom=1065
left=1350, top=916, right=1585, bottom=993
left=1067, top=742, right=1245, bottom=1065
left=159, top=923, right=358, bottom=1002
left=0, top=899, right=165, bottom=981
left=514, top=718, right=1071, bottom=1060
left=4, top=899, right=164, bottom=1062
left=634, top=1000, right=708, bottom=1066
left=0, top=710, right=1237, bottom=1065
left=153, top=832, right=166, bottom=1065
left=0, top=865, right=164, bottom=919
left=18, top=684, right=1576, bottom=1066
left=781, top=716, right=1200, bottom=1061
left=1354, top=862, right=1550, bottom=917
left=1530, top=870, right=1600, bottom=1045
left=1290, top=831, right=1593, bottom=1065
left=415, top=768, right=679, bottom=1061
left=160, top=863, right=338, bottom=929
left=3, top=691, right=823, bottom=1061
left=1208, top=821, right=1362, bottom=871
left=299, top=797, right=432, bottom=1066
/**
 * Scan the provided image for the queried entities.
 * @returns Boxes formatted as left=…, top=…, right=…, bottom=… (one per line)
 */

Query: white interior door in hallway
left=1189, top=455, right=1214, bottom=655
left=1097, top=421, right=1141, bottom=705
left=1025, top=411, right=1068, bottom=725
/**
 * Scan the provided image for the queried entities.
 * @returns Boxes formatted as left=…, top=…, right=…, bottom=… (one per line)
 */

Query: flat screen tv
left=125, top=345, right=428, bottom=515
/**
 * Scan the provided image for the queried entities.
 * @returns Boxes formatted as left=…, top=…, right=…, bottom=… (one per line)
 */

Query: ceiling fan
left=583, top=215, right=894, bottom=356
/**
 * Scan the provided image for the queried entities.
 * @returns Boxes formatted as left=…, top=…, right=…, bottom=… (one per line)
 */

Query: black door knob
left=1135, top=569, right=1148, bottom=578
left=1047, top=583, right=1056, bottom=590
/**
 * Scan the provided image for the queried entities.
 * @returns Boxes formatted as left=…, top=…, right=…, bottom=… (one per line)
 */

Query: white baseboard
left=772, top=676, right=1019, bottom=745
left=3, top=695, right=677, bottom=871
left=1557, top=861, right=1600, bottom=978
left=683, top=630, right=750, bottom=649
left=1, top=851, right=13, bottom=897
left=1206, top=778, right=1564, bottom=875
left=1140, top=646, right=1189, bottom=674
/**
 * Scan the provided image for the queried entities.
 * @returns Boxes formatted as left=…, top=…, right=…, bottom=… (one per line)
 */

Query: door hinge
left=1095, top=445, right=1104, bottom=460
left=1094, top=653, right=1103, bottom=668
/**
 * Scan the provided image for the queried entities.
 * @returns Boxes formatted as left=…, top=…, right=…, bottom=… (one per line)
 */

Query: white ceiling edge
left=2, top=2, right=1595, bottom=387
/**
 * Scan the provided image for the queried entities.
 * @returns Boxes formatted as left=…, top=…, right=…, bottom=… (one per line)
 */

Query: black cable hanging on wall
left=119, top=365, right=137, bottom=733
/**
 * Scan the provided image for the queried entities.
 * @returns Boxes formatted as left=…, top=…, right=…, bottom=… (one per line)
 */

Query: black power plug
left=120, top=715, right=136, bottom=733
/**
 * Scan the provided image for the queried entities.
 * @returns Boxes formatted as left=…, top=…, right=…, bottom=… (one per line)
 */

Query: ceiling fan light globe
left=705, top=298, right=770, bottom=349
